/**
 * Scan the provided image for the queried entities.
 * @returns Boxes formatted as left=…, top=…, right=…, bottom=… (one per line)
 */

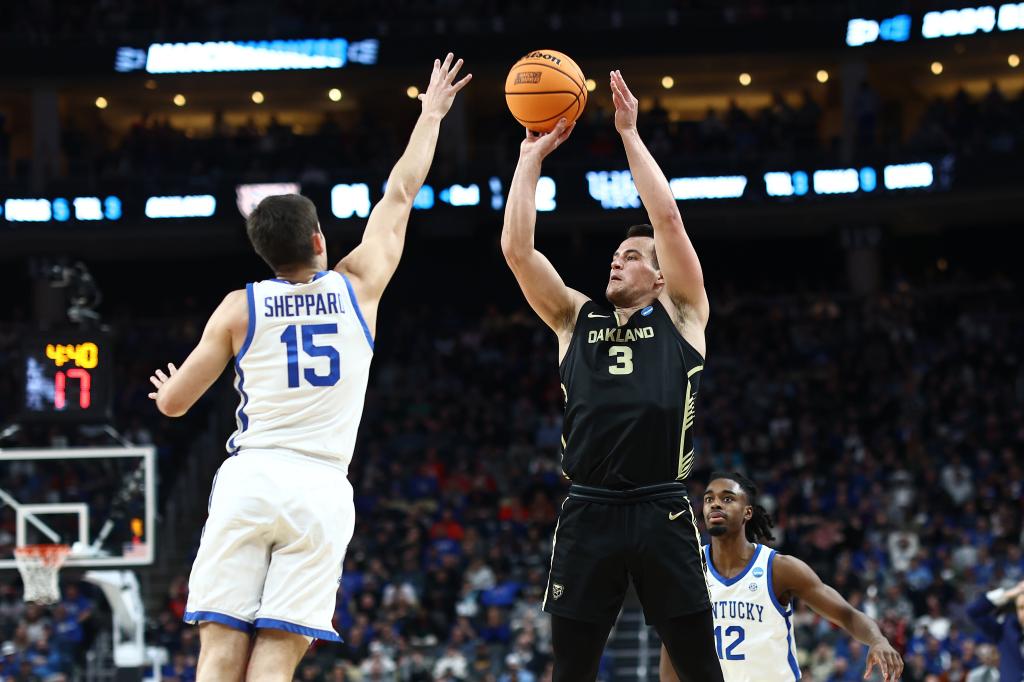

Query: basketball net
left=14, top=544, right=71, bottom=604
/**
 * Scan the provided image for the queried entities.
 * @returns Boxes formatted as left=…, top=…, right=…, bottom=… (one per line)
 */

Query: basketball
left=505, top=49, right=587, bottom=133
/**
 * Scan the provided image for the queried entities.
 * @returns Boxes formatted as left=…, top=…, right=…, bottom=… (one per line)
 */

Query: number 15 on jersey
left=279, top=323, right=341, bottom=387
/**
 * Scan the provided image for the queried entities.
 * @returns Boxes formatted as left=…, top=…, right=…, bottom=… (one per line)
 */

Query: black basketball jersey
left=558, top=299, right=705, bottom=489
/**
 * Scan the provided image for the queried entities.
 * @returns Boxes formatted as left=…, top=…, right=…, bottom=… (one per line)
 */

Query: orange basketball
left=505, top=49, right=587, bottom=133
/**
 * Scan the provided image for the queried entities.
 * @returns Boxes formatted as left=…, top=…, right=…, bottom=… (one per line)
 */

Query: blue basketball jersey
left=704, top=544, right=801, bottom=681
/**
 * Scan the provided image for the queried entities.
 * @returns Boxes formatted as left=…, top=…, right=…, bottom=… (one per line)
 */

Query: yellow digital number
left=45, top=342, right=98, bottom=368
left=46, top=344, right=69, bottom=367
left=76, top=342, right=98, bottom=369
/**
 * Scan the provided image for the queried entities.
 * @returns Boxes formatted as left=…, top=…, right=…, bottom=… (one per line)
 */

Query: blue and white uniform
left=704, top=543, right=801, bottom=681
left=185, top=270, right=374, bottom=641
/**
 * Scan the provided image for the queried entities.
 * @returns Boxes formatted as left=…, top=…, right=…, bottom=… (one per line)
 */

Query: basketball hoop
left=14, top=544, right=71, bottom=604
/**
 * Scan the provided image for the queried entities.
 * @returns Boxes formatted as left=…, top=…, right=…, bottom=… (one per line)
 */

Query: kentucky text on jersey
left=587, top=326, right=655, bottom=343
left=264, top=292, right=346, bottom=318
left=711, top=600, right=766, bottom=623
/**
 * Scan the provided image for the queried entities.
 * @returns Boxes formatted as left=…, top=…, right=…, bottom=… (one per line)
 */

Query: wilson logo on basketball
left=515, top=72, right=542, bottom=85
left=524, top=51, right=562, bottom=65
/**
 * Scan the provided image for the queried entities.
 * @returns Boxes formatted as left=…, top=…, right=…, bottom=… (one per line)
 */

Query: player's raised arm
left=148, top=290, right=243, bottom=417
left=774, top=554, right=904, bottom=682
left=336, top=53, right=471, bottom=324
left=610, top=70, right=709, bottom=327
left=500, top=119, right=588, bottom=335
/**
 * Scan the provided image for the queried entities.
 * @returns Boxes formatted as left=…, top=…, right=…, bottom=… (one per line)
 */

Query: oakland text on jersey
left=264, top=292, right=346, bottom=318
left=587, top=326, right=654, bottom=343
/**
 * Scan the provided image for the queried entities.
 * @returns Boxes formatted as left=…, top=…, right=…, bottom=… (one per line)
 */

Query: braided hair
left=708, top=471, right=776, bottom=544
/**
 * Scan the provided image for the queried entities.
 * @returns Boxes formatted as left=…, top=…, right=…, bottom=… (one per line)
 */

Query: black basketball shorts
left=542, top=482, right=711, bottom=626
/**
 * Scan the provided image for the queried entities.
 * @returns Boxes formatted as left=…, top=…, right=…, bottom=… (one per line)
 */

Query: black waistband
left=568, top=481, right=688, bottom=504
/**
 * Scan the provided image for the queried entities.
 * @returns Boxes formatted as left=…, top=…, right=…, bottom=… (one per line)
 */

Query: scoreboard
left=22, top=331, right=113, bottom=421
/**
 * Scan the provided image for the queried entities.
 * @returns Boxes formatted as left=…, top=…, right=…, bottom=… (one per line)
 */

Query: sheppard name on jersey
left=587, top=326, right=655, bottom=344
left=264, top=293, right=346, bottom=318
left=711, top=599, right=766, bottom=623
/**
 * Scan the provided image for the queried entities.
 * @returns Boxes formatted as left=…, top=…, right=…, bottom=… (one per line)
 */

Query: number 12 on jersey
left=714, top=625, right=745, bottom=660
left=280, top=323, right=340, bottom=387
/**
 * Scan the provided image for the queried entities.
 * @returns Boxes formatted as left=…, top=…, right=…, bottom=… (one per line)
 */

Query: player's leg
left=245, top=630, right=312, bottom=682
left=186, top=457, right=274, bottom=678
left=550, top=614, right=614, bottom=682
left=195, top=622, right=252, bottom=682
left=543, top=497, right=629, bottom=682
left=659, top=643, right=680, bottom=682
left=251, top=453, right=354, bottom=678
left=633, top=495, right=721, bottom=682
left=655, top=609, right=723, bottom=682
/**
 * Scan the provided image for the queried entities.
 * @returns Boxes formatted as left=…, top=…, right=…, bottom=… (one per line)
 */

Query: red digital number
left=53, top=368, right=92, bottom=409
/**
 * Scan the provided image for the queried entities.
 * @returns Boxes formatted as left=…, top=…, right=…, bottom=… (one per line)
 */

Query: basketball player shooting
left=146, top=54, right=470, bottom=682
left=659, top=473, right=903, bottom=682
left=501, top=70, right=723, bottom=681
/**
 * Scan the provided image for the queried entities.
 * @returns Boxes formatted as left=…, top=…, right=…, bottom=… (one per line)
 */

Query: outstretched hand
left=519, top=118, right=575, bottom=160
left=864, top=639, right=904, bottom=682
left=609, top=69, right=639, bottom=134
left=147, top=363, right=178, bottom=400
left=418, top=52, right=472, bottom=118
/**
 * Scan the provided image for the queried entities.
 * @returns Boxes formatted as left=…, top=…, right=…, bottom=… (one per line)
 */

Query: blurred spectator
left=967, top=580, right=1024, bottom=682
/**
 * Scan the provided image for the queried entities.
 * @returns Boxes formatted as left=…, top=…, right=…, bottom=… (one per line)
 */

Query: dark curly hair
left=708, top=471, right=776, bottom=544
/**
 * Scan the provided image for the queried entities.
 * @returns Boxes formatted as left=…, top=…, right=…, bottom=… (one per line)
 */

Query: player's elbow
left=651, top=207, right=684, bottom=232
left=500, top=232, right=527, bottom=265
left=155, top=392, right=188, bottom=418
left=384, top=177, right=418, bottom=207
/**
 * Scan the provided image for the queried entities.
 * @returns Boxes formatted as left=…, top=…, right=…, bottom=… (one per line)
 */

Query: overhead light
left=251, top=91, right=264, bottom=104
left=738, top=72, right=752, bottom=86
left=930, top=61, right=943, bottom=75
left=406, top=86, right=419, bottom=99
left=328, top=88, right=343, bottom=101
left=1010, top=54, right=1021, bottom=68
left=661, top=76, right=674, bottom=89
left=585, top=78, right=596, bottom=92
left=816, top=69, right=829, bottom=83
left=173, top=94, right=186, bottom=106
left=95, top=97, right=108, bottom=109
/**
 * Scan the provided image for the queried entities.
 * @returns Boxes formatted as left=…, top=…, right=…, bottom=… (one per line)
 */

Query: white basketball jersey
left=704, top=544, right=801, bottom=681
left=226, top=271, right=374, bottom=471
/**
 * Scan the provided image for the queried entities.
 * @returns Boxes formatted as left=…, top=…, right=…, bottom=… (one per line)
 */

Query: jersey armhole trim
left=340, top=273, right=374, bottom=351
left=228, top=283, right=257, bottom=452
left=766, top=549, right=792, bottom=617
left=557, top=300, right=593, bottom=373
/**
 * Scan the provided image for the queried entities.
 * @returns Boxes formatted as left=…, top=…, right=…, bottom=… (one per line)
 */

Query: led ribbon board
left=115, top=38, right=379, bottom=73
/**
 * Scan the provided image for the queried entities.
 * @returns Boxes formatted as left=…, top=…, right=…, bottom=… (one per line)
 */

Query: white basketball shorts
left=183, top=449, right=354, bottom=641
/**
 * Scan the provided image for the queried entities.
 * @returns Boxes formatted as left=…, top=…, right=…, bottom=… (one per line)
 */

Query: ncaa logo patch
left=552, top=584, right=564, bottom=600
left=641, top=305, right=654, bottom=316
left=752, top=567, right=764, bottom=578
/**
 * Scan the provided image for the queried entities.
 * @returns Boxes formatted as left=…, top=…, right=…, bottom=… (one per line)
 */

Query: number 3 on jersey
left=280, top=323, right=340, bottom=387
left=608, top=345, right=633, bottom=375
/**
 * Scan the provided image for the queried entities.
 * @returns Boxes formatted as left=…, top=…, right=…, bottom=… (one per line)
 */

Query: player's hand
left=148, top=363, right=178, bottom=400
left=519, top=118, right=575, bottom=160
left=864, top=640, right=903, bottom=682
left=609, top=69, right=638, bottom=134
left=418, top=52, right=472, bottom=118
left=1008, top=579, right=1024, bottom=599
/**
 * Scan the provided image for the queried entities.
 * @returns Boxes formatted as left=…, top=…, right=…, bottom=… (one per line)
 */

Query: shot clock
left=22, top=330, right=113, bottom=421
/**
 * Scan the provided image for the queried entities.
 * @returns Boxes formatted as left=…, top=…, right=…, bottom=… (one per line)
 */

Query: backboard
left=0, top=447, right=155, bottom=569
